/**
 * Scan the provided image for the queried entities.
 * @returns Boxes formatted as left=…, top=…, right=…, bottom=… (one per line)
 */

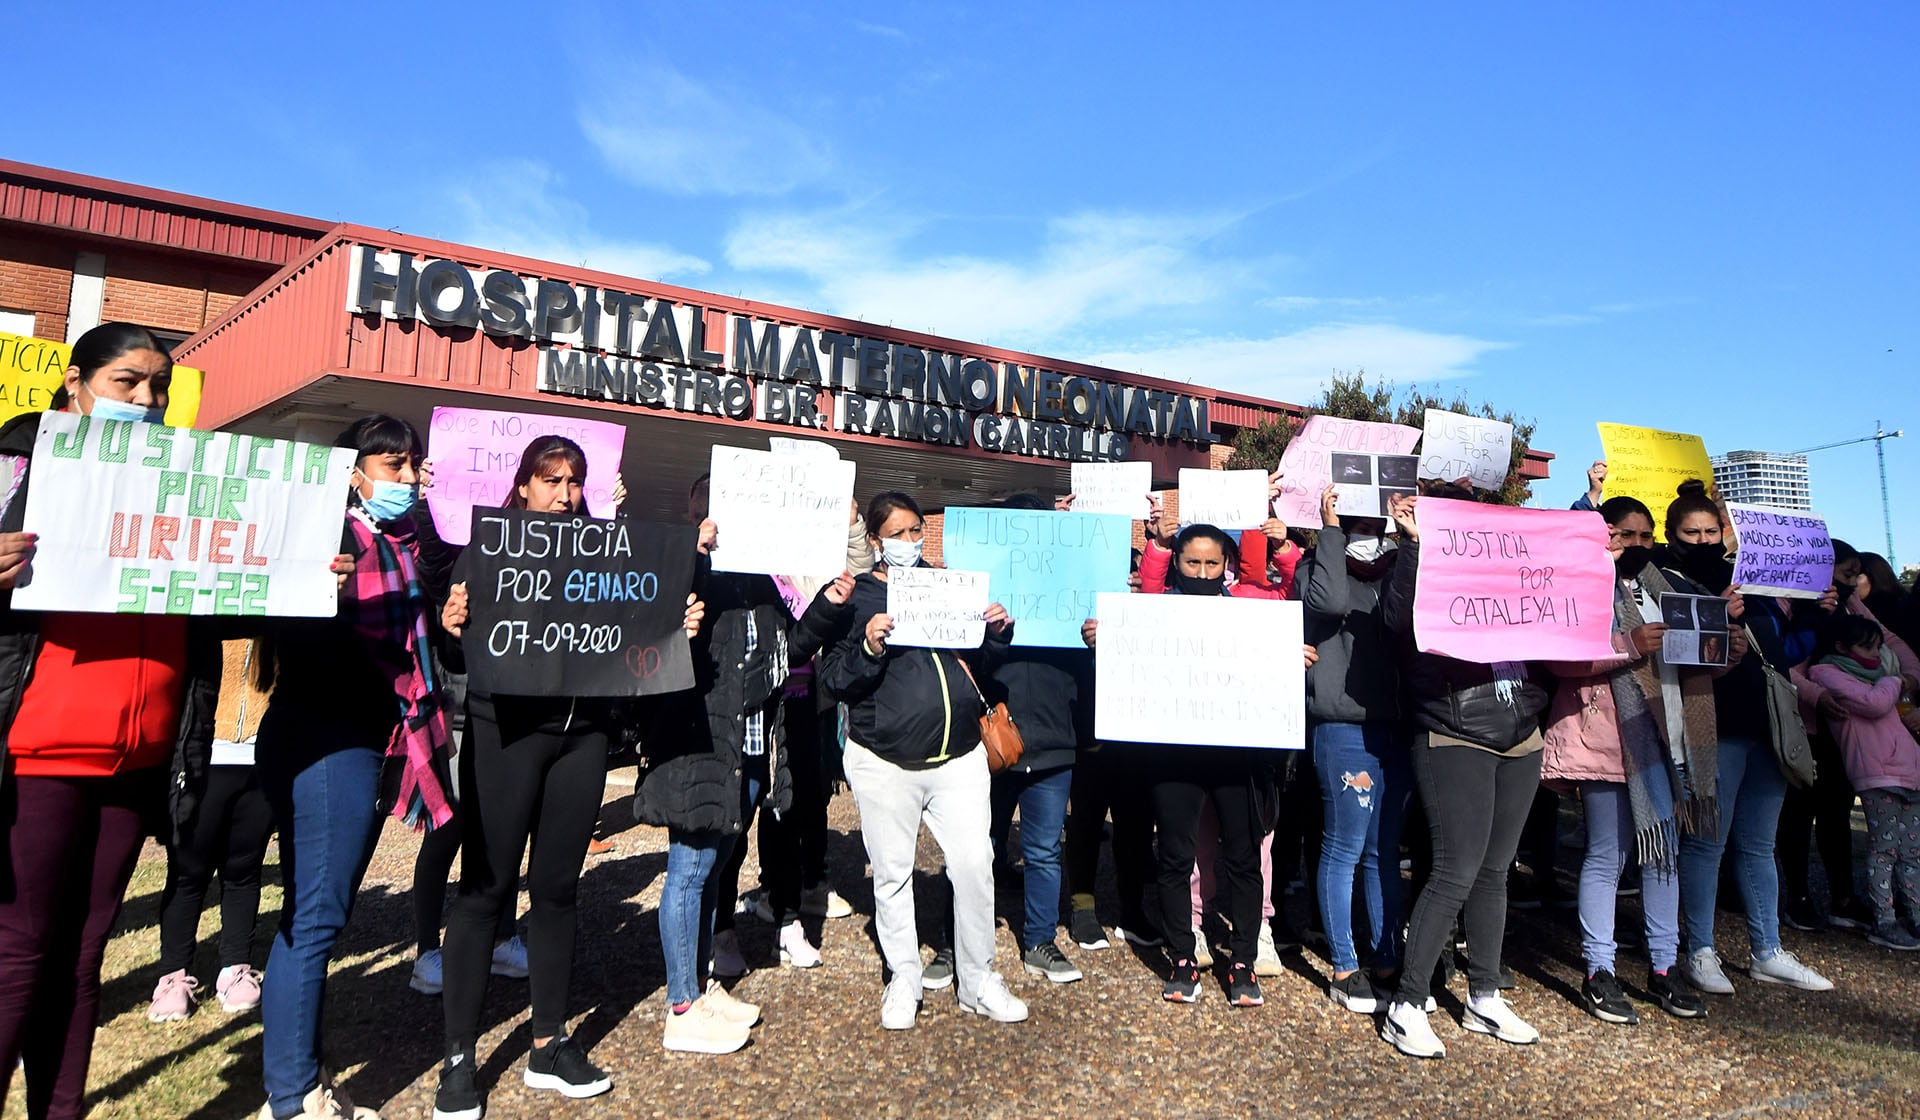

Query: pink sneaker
left=148, top=969, right=201, bottom=1022
left=216, top=964, right=264, bottom=1013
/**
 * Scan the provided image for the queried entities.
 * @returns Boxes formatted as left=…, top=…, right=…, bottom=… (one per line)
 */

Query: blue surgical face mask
left=878, top=537, right=922, bottom=569
left=87, top=395, right=166, bottom=425
left=358, top=477, right=418, bottom=522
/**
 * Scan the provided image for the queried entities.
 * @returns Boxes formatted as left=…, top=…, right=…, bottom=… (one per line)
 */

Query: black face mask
left=1173, top=572, right=1227, bottom=597
left=1667, top=539, right=1732, bottom=590
left=1614, top=545, right=1653, bottom=580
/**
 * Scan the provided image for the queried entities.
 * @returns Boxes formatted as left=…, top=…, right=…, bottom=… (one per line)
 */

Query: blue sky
left=15, top=2, right=1918, bottom=564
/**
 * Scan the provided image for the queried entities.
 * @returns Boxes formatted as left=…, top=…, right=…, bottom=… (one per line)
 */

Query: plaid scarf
left=344, top=510, right=453, bottom=830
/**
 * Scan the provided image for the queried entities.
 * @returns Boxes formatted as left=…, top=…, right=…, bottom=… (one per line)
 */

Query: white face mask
left=878, top=537, right=923, bottom=569
left=1345, top=532, right=1396, bottom=563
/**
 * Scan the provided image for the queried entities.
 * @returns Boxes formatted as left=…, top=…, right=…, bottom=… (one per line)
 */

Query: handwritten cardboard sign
left=14, top=414, right=353, bottom=616
left=1420, top=409, right=1514, bottom=491
left=942, top=508, right=1131, bottom=648
left=1331, top=453, right=1422, bottom=519
left=1728, top=503, right=1833, bottom=599
left=1093, top=591, right=1305, bottom=750
left=707, top=445, right=857, bottom=578
left=426, top=406, right=626, bottom=545
left=886, top=567, right=989, bottom=648
left=1177, top=468, right=1268, bottom=530
left=1660, top=592, right=1730, bottom=667
left=1274, top=416, right=1422, bottom=526
left=1069, top=461, right=1153, bottom=518
left=769, top=436, right=840, bottom=459
left=1410, top=497, right=1617, bottom=662
left=0, top=330, right=205, bottom=428
left=1597, top=422, right=1714, bottom=521
left=462, top=510, right=696, bottom=696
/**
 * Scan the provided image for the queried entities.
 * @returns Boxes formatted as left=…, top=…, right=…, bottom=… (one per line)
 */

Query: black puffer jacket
left=633, top=572, right=847, bottom=834
left=0, top=411, right=222, bottom=846
left=1382, top=537, right=1548, bottom=751
left=819, top=566, right=1012, bottom=769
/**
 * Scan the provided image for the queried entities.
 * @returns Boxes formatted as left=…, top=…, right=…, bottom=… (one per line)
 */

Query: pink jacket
left=1139, top=539, right=1285, bottom=599
left=1791, top=598, right=1920, bottom=734
left=1805, top=663, right=1920, bottom=792
left=1541, top=631, right=1637, bottom=786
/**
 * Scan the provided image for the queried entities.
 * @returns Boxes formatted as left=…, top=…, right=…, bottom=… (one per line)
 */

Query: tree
left=1225, top=370, right=1539, bottom=506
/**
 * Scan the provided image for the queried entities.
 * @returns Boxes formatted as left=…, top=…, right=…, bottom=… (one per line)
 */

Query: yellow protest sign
left=1596, top=422, right=1714, bottom=519
left=0, top=330, right=203, bottom=428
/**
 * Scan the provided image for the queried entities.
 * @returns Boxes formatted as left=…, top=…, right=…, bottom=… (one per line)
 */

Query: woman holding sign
left=820, top=491, right=1027, bottom=1031
left=431, top=436, right=701, bottom=1118
left=1540, top=494, right=1741, bottom=1026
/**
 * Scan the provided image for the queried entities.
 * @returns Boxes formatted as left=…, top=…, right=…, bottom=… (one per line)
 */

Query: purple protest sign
left=426, top=406, right=627, bottom=545
left=1728, top=503, right=1833, bottom=599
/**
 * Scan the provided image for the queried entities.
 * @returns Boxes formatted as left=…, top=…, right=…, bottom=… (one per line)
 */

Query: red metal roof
left=0, top=159, right=335, bottom=268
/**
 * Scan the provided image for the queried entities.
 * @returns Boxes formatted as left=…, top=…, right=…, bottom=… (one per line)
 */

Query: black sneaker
left=1327, top=970, right=1378, bottom=1014
left=432, top=1052, right=483, bottom=1120
left=1648, top=969, right=1708, bottom=1019
left=1781, top=895, right=1828, bottom=932
left=1162, top=959, right=1202, bottom=1003
left=1226, top=963, right=1264, bottom=1008
left=1022, top=941, right=1085, bottom=983
left=523, top=1035, right=611, bottom=1099
left=1069, top=909, right=1111, bottom=951
left=1829, top=896, right=1873, bottom=932
left=1582, top=969, right=1640, bottom=1025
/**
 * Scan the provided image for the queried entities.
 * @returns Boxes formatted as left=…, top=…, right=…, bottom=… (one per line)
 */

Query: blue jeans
left=991, top=765, right=1074, bottom=951
left=660, top=767, right=764, bottom=1007
left=1579, top=781, right=1681, bottom=974
left=1678, top=735, right=1787, bottom=957
left=1312, top=722, right=1411, bottom=975
left=257, top=724, right=385, bottom=1119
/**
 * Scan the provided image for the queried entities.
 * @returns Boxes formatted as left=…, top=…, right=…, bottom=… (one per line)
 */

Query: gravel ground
left=7, top=782, right=1918, bottom=1120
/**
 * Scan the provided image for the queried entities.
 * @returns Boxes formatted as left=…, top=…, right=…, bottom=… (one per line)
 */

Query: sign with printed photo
left=1659, top=592, right=1731, bottom=667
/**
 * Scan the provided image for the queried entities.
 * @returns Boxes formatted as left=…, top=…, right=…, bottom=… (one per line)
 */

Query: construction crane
left=1794, top=421, right=1904, bottom=568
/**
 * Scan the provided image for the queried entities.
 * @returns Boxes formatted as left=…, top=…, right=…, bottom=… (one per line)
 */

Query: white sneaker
left=1750, top=948, right=1834, bottom=991
left=881, top=975, right=920, bottom=1030
left=711, top=929, right=748, bottom=978
left=1191, top=926, right=1214, bottom=969
left=1462, top=993, right=1540, bottom=1045
left=703, top=978, right=760, bottom=1026
left=1254, top=924, right=1284, bottom=978
left=1686, top=947, right=1735, bottom=995
left=1380, top=1000, right=1446, bottom=1059
left=663, top=998, right=751, bottom=1055
left=1114, top=925, right=1164, bottom=948
left=410, top=949, right=444, bottom=995
left=490, top=935, right=529, bottom=979
left=959, top=972, right=1030, bottom=1023
left=778, top=921, right=822, bottom=969
left=824, top=890, right=854, bottom=920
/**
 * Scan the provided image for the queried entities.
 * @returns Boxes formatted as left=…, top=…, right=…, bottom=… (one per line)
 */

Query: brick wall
left=0, top=228, right=272, bottom=342
left=0, top=235, right=73, bottom=340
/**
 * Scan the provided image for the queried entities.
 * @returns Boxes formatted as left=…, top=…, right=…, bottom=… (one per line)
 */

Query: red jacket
left=1140, top=537, right=1287, bottom=599
left=8, top=611, right=189, bottom=777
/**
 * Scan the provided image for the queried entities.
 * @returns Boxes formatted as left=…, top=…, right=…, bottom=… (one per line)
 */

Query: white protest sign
left=1176, top=468, right=1268, bottom=530
left=886, top=567, right=989, bottom=648
left=1728, top=503, right=1834, bottom=599
left=1069, top=461, right=1153, bottom=518
left=15, top=413, right=354, bottom=616
left=1273, top=416, right=1422, bottom=526
left=707, top=445, right=856, bottom=578
left=1419, top=409, right=1514, bottom=491
left=769, top=436, right=840, bottom=460
left=1093, top=592, right=1305, bottom=749
left=1331, top=453, right=1422, bottom=519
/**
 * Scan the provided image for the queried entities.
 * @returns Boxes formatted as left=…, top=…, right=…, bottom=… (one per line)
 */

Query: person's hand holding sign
left=1303, top=643, right=1319, bottom=669
left=1723, top=584, right=1747, bottom=622
left=442, top=581, right=470, bottom=637
left=1388, top=492, right=1420, bottom=542
left=330, top=553, right=355, bottom=593
left=1320, top=485, right=1340, bottom=530
left=864, top=611, right=895, bottom=657
left=984, top=602, right=1012, bottom=636
left=1628, top=621, right=1667, bottom=657
left=697, top=519, right=718, bottom=556
left=1080, top=618, right=1098, bottom=649
left=0, top=531, right=37, bottom=590
left=683, top=593, right=705, bottom=639
left=824, top=572, right=856, bottom=605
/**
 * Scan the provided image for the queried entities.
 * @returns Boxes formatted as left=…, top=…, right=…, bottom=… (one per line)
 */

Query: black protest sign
left=464, top=509, right=697, bottom=697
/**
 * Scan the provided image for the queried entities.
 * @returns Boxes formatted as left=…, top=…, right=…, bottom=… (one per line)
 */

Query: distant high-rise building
left=1710, top=450, right=1812, bottom=510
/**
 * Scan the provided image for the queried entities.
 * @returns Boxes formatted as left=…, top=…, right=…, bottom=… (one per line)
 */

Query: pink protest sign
left=1411, top=498, right=1617, bottom=663
left=1274, top=416, right=1422, bottom=526
left=426, top=406, right=627, bottom=545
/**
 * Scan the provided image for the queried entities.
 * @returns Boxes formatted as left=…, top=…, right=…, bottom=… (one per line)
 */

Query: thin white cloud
left=447, top=162, right=710, bottom=281
left=578, top=62, right=832, bottom=197
left=723, top=207, right=1252, bottom=347
left=1082, top=324, right=1513, bottom=401
left=854, top=20, right=909, bottom=40
left=1261, top=294, right=1386, bottom=313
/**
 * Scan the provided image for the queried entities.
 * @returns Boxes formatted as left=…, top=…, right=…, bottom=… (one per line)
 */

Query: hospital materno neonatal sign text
left=345, top=245, right=1213, bottom=463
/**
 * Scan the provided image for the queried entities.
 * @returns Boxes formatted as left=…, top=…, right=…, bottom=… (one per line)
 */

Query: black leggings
left=1396, top=738, right=1541, bottom=1004
left=1778, top=731, right=1859, bottom=906
left=157, top=764, right=275, bottom=975
left=442, top=706, right=607, bottom=1051
left=1151, top=751, right=1272, bottom=966
left=413, top=819, right=516, bottom=954
left=752, top=697, right=834, bottom=925
left=1064, top=744, right=1156, bottom=928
